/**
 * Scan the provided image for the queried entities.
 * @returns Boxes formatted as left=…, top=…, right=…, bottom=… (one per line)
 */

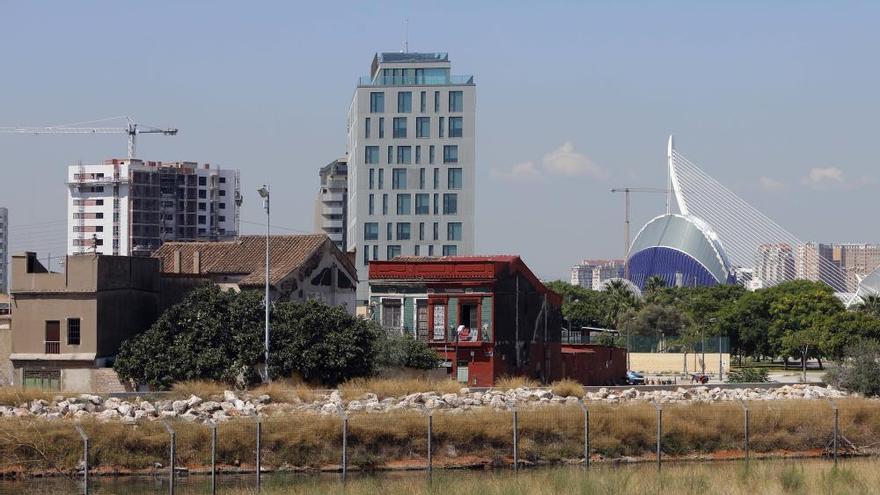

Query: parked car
left=625, top=370, right=645, bottom=385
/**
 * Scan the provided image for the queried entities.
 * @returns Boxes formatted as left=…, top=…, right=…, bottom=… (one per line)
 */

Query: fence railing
left=1, top=398, right=870, bottom=494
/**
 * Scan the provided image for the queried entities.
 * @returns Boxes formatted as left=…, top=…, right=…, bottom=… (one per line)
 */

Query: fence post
left=831, top=400, right=839, bottom=465
left=512, top=408, right=519, bottom=472
left=210, top=422, right=217, bottom=495
left=653, top=403, right=662, bottom=470
left=341, top=411, right=348, bottom=483
left=579, top=400, right=589, bottom=468
left=427, top=412, right=433, bottom=476
left=255, top=418, right=262, bottom=492
left=74, top=424, right=89, bottom=495
left=162, top=421, right=176, bottom=495
left=739, top=402, right=749, bottom=465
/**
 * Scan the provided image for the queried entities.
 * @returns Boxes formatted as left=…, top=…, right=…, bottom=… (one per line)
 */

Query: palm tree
left=604, top=279, right=639, bottom=328
left=855, top=294, right=880, bottom=318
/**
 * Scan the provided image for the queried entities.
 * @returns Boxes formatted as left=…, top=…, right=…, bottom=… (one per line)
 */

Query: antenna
left=403, top=17, right=409, bottom=53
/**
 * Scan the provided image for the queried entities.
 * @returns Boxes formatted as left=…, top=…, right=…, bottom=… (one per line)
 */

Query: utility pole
left=258, top=185, right=271, bottom=382
left=610, top=187, right=667, bottom=279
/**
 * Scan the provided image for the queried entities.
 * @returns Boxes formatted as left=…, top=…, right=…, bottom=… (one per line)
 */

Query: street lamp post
left=258, top=185, right=270, bottom=383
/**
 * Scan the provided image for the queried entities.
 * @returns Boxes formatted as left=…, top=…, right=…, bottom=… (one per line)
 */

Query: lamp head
left=257, top=185, right=269, bottom=198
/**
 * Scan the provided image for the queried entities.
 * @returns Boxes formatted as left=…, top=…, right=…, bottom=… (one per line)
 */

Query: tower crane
left=0, top=116, right=178, bottom=158
left=610, top=187, right=668, bottom=278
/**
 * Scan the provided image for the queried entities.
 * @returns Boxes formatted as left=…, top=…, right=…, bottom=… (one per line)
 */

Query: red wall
left=560, top=345, right=627, bottom=386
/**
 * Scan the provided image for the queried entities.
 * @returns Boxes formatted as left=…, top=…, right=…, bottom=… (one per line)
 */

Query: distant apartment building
left=570, top=259, right=625, bottom=290
left=0, top=207, right=7, bottom=293
left=67, top=159, right=240, bottom=257
left=754, top=244, right=795, bottom=286
left=314, top=156, right=348, bottom=251
left=0, top=294, right=11, bottom=385
left=9, top=252, right=160, bottom=392
left=346, top=52, right=476, bottom=303
left=795, top=242, right=880, bottom=293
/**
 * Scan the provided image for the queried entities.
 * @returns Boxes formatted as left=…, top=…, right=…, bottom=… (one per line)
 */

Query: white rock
left=172, top=400, right=188, bottom=414
left=186, top=395, right=203, bottom=409
left=223, top=390, right=238, bottom=402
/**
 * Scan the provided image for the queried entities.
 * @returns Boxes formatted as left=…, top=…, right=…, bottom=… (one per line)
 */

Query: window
left=365, top=117, right=371, bottom=138
left=415, top=245, right=421, bottom=256
left=378, top=117, right=385, bottom=138
left=428, top=245, right=435, bottom=256
left=364, top=222, right=379, bottom=240
left=415, top=146, right=421, bottom=164
left=434, top=91, right=440, bottom=112
left=419, top=168, right=426, bottom=189
left=416, top=117, right=430, bottom=137
left=219, top=215, right=226, bottom=222
left=420, top=91, right=427, bottom=112
left=392, top=168, right=407, bottom=189
left=433, top=193, right=439, bottom=214
left=415, top=193, right=429, bottom=214
left=393, top=117, right=407, bottom=138
left=443, top=145, right=459, bottom=163
left=364, top=247, right=370, bottom=265
left=443, top=193, right=458, bottom=214
left=448, top=168, right=463, bottom=189
left=433, top=168, right=440, bottom=189
left=382, top=299, right=402, bottom=328
left=198, top=215, right=206, bottom=224
left=368, top=194, right=375, bottom=214
left=198, top=189, right=207, bottom=199
left=397, top=222, right=411, bottom=240
left=396, top=194, right=412, bottom=214
left=219, top=177, right=226, bottom=184
left=387, top=146, right=393, bottom=164
left=387, top=245, right=402, bottom=260
left=433, top=222, right=439, bottom=240
left=45, top=321, right=60, bottom=354
left=369, top=169, right=375, bottom=189
left=447, top=222, right=462, bottom=241
left=449, top=91, right=463, bottom=112
left=378, top=169, right=384, bottom=189
left=387, top=222, right=393, bottom=240
left=219, top=203, right=226, bottom=210
left=365, top=146, right=379, bottom=164
left=372, top=245, right=378, bottom=260
left=396, top=146, right=412, bottom=164
left=382, top=194, right=388, bottom=214
left=199, top=176, right=207, bottom=186
left=449, top=117, right=463, bottom=137
left=198, top=203, right=206, bottom=211
left=370, top=92, right=384, bottom=113
left=419, top=222, right=425, bottom=241
left=397, top=91, right=412, bottom=112
left=219, top=190, right=226, bottom=196
left=439, top=117, right=445, bottom=138
left=443, top=245, right=458, bottom=256
left=429, top=145, right=436, bottom=164
left=67, top=318, right=81, bottom=346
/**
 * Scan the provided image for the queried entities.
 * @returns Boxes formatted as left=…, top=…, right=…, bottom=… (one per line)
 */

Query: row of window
left=364, top=221, right=462, bottom=242
left=369, top=168, right=462, bottom=190
left=363, top=244, right=458, bottom=264
left=365, top=145, right=458, bottom=165
left=370, top=90, right=463, bottom=114
left=365, top=116, right=463, bottom=139
left=368, top=193, right=459, bottom=216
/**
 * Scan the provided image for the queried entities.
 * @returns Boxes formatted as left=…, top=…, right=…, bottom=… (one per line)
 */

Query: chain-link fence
left=0, top=398, right=874, bottom=493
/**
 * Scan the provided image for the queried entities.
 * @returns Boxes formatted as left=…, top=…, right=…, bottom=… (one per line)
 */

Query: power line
left=241, top=219, right=311, bottom=234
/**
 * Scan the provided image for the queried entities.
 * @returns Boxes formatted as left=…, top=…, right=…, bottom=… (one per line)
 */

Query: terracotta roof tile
left=152, top=234, right=355, bottom=287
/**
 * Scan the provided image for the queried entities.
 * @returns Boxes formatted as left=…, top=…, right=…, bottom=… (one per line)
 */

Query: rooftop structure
left=314, top=157, right=348, bottom=251
left=152, top=234, right=357, bottom=311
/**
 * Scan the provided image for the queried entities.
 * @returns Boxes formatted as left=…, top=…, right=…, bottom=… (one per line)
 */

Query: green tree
left=621, top=303, right=691, bottom=352
left=603, top=279, right=640, bottom=328
left=643, top=276, right=666, bottom=303
left=374, top=329, right=442, bottom=370
left=768, top=281, right=844, bottom=368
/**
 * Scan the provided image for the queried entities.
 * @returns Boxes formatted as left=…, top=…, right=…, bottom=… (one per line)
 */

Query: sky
left=1, top=1, right=879, bottom=280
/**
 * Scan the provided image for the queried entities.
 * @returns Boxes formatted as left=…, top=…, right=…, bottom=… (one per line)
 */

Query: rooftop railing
left=358, top=74, right=474, bottom=87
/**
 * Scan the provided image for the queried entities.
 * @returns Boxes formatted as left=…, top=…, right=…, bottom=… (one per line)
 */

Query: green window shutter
left=403, top=297, right=414, bottom=333
left=481, top=296, right=493, bottom=340
left=447, top=297, right=458, bottom=331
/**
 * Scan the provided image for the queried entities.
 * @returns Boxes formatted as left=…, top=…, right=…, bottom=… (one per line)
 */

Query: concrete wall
left=0, top=317, right=11, bottom=385
left=630, top=352, right=730, bottom=374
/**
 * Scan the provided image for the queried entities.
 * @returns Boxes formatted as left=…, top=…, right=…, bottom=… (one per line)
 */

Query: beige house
left=152, top=234, right=358, bottom=313
left=9, top=253, right=160, bottom=391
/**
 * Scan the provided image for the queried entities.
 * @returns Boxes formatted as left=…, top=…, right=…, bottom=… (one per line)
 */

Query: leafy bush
left=374, top=330, right=442, bottom=370
left=825, top=342, right=880, bottom=396
left=726, top=367, right=769, bottom=383
left=114, top=285, right=379, bottom=389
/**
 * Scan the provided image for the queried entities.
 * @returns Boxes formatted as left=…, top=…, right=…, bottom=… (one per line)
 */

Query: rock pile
left=0, top=384, right=847, bottom=423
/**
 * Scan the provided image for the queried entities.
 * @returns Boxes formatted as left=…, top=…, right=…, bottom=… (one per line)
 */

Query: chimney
left=173, top=250, right=181, bottom=273
left=193, top=250, right=201, bottom=274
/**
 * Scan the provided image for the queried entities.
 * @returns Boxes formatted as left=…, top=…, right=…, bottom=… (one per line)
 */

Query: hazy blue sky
left=2, top=1, right=878, bottom=279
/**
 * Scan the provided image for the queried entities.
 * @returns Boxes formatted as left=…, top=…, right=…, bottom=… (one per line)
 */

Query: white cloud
left=492, top=142, right=607, bottom=182
left=804, top=167, right=845, bottom=186
left=758, top=176, right=789, bottom=191
left=542, top=141, right=608, bottom=178
left=490, top=161, right=544, bottom=182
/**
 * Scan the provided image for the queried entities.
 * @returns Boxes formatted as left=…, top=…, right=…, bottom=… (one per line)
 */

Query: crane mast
left=610, top=186, right=668, bottom=279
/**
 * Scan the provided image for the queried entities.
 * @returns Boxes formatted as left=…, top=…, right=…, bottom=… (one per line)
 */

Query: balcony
left=45, top=341, right=60, bottom=354
left=358, top=74, right=474, bottom=87
left=323, top=219, right=343, bottom=229
left=322, top=206, right=343, bottom=216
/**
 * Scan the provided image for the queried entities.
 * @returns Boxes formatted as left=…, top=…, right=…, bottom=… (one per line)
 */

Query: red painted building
left=368, top=256, right=626, bottom=387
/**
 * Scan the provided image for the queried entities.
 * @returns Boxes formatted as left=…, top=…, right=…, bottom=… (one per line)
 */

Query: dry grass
left=493, top=376, right=540, bottom=391
left=3, top=398, right=879, bottom=476
left=0, top=387, right=59, bottom=406
left=549, top=379, right=585, bottom=399
left=169, top=380, right=229, bottom=400
left=339, top=377, right=461, bottom=400
left=252, top=379, right=321, bottom=404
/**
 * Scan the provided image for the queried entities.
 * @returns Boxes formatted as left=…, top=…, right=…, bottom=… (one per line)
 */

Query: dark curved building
left=626, top=214, right=734, bottom=290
